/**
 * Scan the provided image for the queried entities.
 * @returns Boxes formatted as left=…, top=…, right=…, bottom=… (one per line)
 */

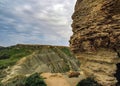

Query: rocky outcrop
left=1, top=46, right=80, bottom=83
left=70, top=0, right=120, bottom=85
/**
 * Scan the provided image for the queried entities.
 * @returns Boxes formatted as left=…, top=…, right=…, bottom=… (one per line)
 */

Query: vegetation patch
left=1, top=73, right=47, bottom=86
left=0, top=46, right=32, bottom=69
left=25, top=73, right=46, bottom=86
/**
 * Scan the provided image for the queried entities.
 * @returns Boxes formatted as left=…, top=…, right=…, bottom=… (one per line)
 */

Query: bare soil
left=41, top=73, right=85, bottom=86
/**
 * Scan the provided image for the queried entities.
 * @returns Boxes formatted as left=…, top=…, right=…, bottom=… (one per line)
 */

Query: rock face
left=70, top=0, right=120, bottom=85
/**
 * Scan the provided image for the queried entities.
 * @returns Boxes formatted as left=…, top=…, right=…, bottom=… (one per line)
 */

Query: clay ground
left=41, top=73, right=85, bottom=86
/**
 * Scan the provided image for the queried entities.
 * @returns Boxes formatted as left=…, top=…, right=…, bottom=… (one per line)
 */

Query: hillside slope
left=0, top=44, right=80, bottom=83
left=0, top=46, right=4, bottom=51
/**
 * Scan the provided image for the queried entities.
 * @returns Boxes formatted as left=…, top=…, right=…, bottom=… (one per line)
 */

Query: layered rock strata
left=1, top=46, right=79, bottom=83
left=70, top=0, right=120, bottom=85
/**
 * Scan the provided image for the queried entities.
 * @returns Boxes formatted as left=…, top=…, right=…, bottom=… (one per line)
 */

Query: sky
left=0, top=0, right=76, bottom=46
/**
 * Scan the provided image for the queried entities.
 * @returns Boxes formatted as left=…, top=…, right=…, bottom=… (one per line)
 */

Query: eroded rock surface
left=70, top=0, right=120, bottom=85
left=1, top=46, right=80, bottom=83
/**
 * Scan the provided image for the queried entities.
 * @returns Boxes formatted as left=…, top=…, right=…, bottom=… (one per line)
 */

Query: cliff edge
left=70, top=0, right=120, bottom=85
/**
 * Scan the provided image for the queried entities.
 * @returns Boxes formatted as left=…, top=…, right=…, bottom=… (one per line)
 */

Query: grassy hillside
left=0, top=44, right=74, bottom=69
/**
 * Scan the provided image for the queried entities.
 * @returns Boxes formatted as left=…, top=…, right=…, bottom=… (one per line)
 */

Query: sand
left=41, top=73, right=85, bottom=86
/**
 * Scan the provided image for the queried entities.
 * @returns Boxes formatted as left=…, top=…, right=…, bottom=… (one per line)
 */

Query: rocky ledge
left=70, top=0, right=120, bottom=85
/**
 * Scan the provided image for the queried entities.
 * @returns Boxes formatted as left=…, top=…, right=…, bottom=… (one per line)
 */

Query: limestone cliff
left=70, top=0, right=120, bottom=85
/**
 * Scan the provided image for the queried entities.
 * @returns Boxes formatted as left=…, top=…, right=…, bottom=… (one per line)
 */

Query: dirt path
left=64, top=74, right=85, bottom=86
left=41, top=73, right=85, bottom=86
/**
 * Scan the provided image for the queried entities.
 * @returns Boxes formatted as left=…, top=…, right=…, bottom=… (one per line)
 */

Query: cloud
left=0, top=0, right=76, bottom=46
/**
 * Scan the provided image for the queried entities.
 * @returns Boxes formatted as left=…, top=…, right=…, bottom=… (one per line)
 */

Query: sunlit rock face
left=70, top=0, right=120, bottom=85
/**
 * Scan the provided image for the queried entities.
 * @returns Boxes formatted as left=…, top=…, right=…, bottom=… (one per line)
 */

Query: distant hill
left=0, top=44, right=80, bottom=83
left=0, top=46, right=4, bottom=50
left=0, top=44, right=79, bottom=69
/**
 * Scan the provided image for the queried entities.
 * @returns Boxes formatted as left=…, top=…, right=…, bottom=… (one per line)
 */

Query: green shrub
left=60, top=47, right=72, bottom=57
left=0, top=82, right=3, bottom=86
left=25, top=73, right=46, bottom=86
left=3, top=73, right=47, bottom=86
left=76, top=77, right=101, bottom=86
left=0, top=54, right=10, bottom=60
